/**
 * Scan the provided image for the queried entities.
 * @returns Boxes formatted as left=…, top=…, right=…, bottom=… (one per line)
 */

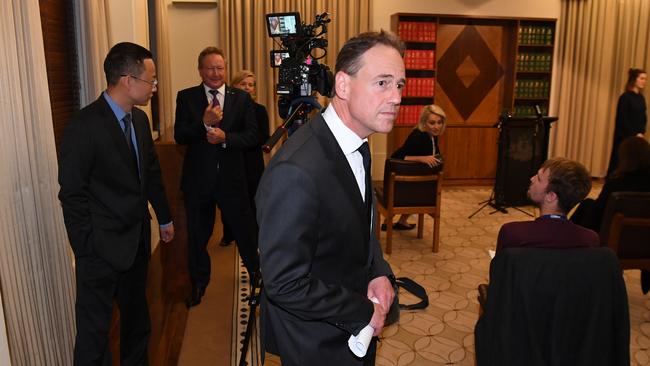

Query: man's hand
left=160, top=224, right=174, bottom=243
left=367, top=276, right=394, bottom=336
left=368, top=302, right=386, bottom=336
left=367, top=276, right=394, bottom=313
left=202, top=103, right=223, bottom=127
left=206, top=128, right=226, bottom=144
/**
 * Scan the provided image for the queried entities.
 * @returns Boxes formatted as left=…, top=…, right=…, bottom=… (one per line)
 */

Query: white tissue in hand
left=347, top=297, right=379, bottom=357
left=348, top=325, right=374, bottom=357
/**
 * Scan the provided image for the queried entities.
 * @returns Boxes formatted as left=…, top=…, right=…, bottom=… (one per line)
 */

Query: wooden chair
left=600, top=191, right=650, bottom=271
left=374, top=159, right=442, bottom=254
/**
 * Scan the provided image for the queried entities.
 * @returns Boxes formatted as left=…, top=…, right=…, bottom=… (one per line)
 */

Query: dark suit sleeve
left=224, top=92, right=258, bottom=149
left=58, top=114, right=94, bottom=256
left=369, top=204, right=393, bottom=279
left=257, top=161, right=374, bottom=328
left=137, top=111, right=172, bottom=225
left=174, top=90, right=208, bottom=145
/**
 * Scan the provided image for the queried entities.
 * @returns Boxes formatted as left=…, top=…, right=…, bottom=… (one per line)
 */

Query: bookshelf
left=389, top=14, right=556, bottom=185
left=513, top=20, right=556, bottom=117
left=389, top=14, right=438, bottom=154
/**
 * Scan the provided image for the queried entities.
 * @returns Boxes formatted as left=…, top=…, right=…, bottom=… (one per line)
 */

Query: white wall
left=106, top=0, right=150, bottom=46
left=104, top=0, right=153, bottom=120
left=369, top=0, right=561, bottom=173
left=167, top=1, right=219, bottom=100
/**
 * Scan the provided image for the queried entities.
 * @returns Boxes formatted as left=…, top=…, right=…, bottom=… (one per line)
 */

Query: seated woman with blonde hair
left=382, top=104, right=446, bottom=231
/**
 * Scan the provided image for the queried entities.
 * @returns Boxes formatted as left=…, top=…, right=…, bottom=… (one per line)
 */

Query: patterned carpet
left=235, top=186, right=650, bottom=365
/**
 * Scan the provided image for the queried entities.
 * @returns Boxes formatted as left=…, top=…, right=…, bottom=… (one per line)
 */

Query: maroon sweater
left=496, top=216, right=599, bottom=252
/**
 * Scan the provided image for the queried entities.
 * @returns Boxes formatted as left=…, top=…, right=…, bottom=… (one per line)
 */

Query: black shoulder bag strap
left=396, top=277, right=429, bottom=310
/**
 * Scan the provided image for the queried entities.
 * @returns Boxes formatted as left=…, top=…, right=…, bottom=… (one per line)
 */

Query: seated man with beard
left=496, top=157, right=599, bottom=251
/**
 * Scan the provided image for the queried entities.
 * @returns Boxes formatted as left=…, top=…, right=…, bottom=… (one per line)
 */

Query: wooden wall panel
left=438, top=126, right=499, bottom=182
left=435, top=21, right=509, bottom=124
left=39, top=0, right=79, bottom=152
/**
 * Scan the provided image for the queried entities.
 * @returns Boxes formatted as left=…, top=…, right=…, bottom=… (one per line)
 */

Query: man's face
left=339, top=44, right=405, bottom=138
left=130, top=58, right=157, bottom=106
left=528, top=167, right=551, bottom=206
left=199, top=53, right=226, bottom=89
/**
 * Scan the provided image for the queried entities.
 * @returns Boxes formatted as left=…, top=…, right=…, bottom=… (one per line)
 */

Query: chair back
left=381, top=159, right=441, bottom=207
left=600, top=192, right=650, bottom=267
left=475, top=247, right=630, bottom=366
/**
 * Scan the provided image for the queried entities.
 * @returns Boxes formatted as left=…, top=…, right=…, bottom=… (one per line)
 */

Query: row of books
left=518, top=25, right=554, bottom=45
left=516, top=52, right=552, bottom=73
left=395, top=105, right=425, bottom=126
left=404, top=50, right=435, bottom=70
left=515, top=79, right=550, bottom=99
left=513, top=104, right=549, bottom=116
left=398, top=21, right=437, bottom=42
left=403, top=78, right=435, bottom=97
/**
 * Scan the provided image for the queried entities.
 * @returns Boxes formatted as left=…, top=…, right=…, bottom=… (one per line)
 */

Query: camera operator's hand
left=203, top=103, right=223, bottom=127
left=206, top=127, right=226, bottom=145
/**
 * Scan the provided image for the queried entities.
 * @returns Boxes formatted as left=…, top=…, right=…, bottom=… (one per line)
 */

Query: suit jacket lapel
left=193, top=84, right=209, bottom=117
left=311, top=115, right=368, bottom=225
left=96, top=96, right=141, bottom=184
left=220, top=86, right=236, bottom=131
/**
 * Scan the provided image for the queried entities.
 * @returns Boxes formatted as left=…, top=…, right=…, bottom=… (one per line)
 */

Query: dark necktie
left=208, top=89, right=221, bottom=128
left=357, top=141, right=372, bottom=223
left=209, top=89, right=220, bottom=107
left=122, top=114, right=139, bottom=178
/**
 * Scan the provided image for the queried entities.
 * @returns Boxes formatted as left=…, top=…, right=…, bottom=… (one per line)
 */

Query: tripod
left=238, top=270, right=262, bottom=366
left=468, top=190, right=508, bottom=219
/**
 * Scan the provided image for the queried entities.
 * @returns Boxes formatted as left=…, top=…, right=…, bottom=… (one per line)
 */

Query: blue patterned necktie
left=122, top=114, right=139, bottom=178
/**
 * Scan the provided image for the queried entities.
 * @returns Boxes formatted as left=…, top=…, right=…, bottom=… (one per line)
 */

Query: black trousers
left=73, top=225, right=150, bottom=366
left=185, top=186, right=259, bottom=288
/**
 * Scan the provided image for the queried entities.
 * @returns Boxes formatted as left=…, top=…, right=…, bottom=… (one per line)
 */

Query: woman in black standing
left=607, top=68, right=647, bottom=177
left=219, top=70, right=270, bottom=246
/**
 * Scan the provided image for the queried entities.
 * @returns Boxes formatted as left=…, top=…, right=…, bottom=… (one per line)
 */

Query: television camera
left=263, top=12, right=334, bottom=152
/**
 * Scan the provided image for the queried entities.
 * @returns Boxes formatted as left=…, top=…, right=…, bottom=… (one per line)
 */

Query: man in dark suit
left=256, top=31, right=405, bottom=366
left=174, top=47, right=259, bottom=308
left=58, top=42, right=174, bottom=365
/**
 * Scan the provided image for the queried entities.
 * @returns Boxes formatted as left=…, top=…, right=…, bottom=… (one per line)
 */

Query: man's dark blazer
left=256, top=113, right=393, bottom=366
left=58, top=95, right=172, bottom=271
left=174, top=84, right=258, bottom=197
left=475, top=247, right=630, bottom=366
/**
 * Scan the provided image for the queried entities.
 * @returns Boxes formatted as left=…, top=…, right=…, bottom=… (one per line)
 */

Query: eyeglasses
left=122, top=74, right=158, bottom=87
